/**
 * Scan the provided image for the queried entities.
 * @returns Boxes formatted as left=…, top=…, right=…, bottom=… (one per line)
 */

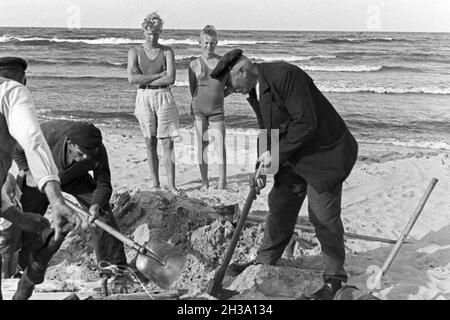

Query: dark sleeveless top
left=192, top=57, right=226, bottom=116
left=136, top=45, right=166, bottom=75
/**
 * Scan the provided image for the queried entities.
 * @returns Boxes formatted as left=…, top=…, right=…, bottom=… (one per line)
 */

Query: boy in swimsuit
left=188, top=25, right=229, bottom=190
left=127, top=12, right=180, bottom=193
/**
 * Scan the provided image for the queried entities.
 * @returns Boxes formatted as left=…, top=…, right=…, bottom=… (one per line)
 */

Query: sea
left=1, top=27, right=449, bottom=150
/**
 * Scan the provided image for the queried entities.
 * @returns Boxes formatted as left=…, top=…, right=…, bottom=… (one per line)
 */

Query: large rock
left=228, top=264, right=323, bottom=298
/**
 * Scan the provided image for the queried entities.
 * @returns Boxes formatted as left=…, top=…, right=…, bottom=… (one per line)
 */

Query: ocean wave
left=0, top=35, right=280, bottom=46
left=28, top=56, right=197, bottom=69
left=27, top=57, right=422, bottom=74
left=360, top=138, right=450, bottom=150
left=299, top=65, right=422, bottom=73
left=0, top=35, right=139, bottom=45
left=318, top=84, right=450, bottom=95
left=301, top=65, right=383, bottom=72
left=310, top=37, right=410, bottom=44
left=175, top=81, right=190, bottom=87
left=30, top=76, right=450, bottom=95
left=251, top=55, right=337, bottom=62
left=28, top=58, right=128, bottom=68
left=219, top=40, right=281, bottom=46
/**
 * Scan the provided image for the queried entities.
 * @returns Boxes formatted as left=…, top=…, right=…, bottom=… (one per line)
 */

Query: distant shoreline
left=1, top=26, right=449, bottom=34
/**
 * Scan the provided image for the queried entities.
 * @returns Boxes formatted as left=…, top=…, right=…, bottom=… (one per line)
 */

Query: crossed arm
left=127, top=47, right=176, bottom=86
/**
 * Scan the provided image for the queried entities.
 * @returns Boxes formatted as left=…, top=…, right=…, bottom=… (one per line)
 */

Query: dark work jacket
left=14, top=120, right=112, bottom=207
left=247, top=62, right=358, bottom=193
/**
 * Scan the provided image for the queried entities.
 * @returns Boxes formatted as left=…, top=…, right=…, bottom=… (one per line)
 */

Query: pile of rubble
left=45, top=190, right=324, bottom=298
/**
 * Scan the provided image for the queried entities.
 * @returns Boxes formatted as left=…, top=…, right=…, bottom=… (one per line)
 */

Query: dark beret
left=64, top=122, right=103, bottom=155
left=210, top=49, right=243, bottom=79
left=0, top=57, right=27, bottom=71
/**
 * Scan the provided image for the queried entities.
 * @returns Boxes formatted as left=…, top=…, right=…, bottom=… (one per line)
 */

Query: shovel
left=63, top=198, right=187, bottom=290
left=206, top=166, right=264, bottom=299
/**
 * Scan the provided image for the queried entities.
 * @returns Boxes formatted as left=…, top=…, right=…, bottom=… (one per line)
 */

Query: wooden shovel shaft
left=212, top=187, right=257, bottom=286
left=377, top=178, right=438, bottom=280
left=64, top=198, right=165, bottom=265
left=64, top=199, right=142, bottom=250
left=210, top=166, right=263, bottom=289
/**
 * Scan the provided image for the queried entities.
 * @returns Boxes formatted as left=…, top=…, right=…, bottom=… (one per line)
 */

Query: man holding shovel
left=0, top=57, right=81, bottom=300
left=12, top=120, right=128, bottom=298
left=210, top=50, right=358, bottom=300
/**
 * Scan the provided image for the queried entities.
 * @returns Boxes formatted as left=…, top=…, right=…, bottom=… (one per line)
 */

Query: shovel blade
left=135, top=239, right=187, bottom=289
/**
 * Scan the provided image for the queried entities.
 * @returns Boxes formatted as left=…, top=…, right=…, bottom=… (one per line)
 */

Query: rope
left=98, top=260, right=155, bottom=300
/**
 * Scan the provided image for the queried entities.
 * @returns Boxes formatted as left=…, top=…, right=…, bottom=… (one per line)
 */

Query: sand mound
left=44, top=190, right=323, bottom=298
left=40, top=153, right=450, bottom=300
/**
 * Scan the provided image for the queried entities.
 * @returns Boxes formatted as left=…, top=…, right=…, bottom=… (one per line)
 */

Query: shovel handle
left=64, top=198, right=144, bottom=253
left=209, top=167, right=261, bottom=292
left=375, top=178, right=438, bottom=285
left=64, top=197, right=167, bottom=265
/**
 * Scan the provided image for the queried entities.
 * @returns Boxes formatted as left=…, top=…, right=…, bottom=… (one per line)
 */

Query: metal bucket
left=333, top=285, right=380, bottom=300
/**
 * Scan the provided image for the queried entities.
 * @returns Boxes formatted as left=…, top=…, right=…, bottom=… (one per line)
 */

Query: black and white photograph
left=0, top=0, right=449, bottom=304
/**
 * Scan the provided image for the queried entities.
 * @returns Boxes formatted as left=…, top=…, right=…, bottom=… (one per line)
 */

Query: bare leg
left=210, top=120, right=227, bottom=189
left=194, top=117, right=209, bottom=189
left=144, top=136, right=160, bottom=189
left=1, top=252, right=19, bottom=279
left=160, top=137, right=176, bottom=192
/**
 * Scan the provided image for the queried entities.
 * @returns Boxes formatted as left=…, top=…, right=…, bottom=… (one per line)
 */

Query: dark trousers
left=255, top=166, right=347, bottom=282
left=19, top=175, right=127, bottom=283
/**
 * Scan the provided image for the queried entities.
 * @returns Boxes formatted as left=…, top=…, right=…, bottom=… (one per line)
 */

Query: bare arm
left=148, top=47, right=176, bottom=86
left=188, top=61, right=197, bottom=98
left=127, top=47, right=166, bottom=85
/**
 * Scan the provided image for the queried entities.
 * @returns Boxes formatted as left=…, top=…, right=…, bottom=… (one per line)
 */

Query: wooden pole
left=207, top=166, right=262, bottom=298
left=244, top=216, right=412, bottom=245
left=64, top=198, right=166, bottom=265
left=373, top=178, right=438, bottom=288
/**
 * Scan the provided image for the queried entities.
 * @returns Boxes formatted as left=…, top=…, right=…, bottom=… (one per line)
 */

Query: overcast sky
left=0, top=0, right=449, bottom=32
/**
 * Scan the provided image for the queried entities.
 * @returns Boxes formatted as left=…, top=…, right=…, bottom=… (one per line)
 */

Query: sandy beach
left=3, top=125, right=449, bottom=300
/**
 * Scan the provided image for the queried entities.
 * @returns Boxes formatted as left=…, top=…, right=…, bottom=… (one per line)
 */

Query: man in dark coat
left=211, top=49, right=358, bottom=300
left=13, top=120, right=128, bottom=298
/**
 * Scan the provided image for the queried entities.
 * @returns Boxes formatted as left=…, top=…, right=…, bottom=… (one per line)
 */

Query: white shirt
left=0, top=78, right=60, bottom=190
left=255, top=80, right=260, bottom=101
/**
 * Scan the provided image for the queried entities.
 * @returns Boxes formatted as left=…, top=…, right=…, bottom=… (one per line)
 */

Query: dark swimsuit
left=191, top=57, right=226, bottom=122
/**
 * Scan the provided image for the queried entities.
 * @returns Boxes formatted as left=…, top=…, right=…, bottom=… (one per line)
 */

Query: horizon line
left=0, top=25, right=449, bottom=34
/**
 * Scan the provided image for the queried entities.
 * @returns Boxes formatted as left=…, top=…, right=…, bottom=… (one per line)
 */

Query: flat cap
left=210, top=49, right=243, bottom=79
left=0, top=57, right=27, bottom=71
left=64, top=122, right=103, bottom=156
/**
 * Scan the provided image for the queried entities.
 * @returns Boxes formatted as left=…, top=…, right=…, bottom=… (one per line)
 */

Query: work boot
left=109, top=275, right=129, bottom=294
left=12, top=272, right=35, bottom=300
left=305, top=279, right=342, bottom=300
left=100, top=271, right=129, bottom=296
left=101, top=273, right=111, bottom=296
left=227, top=260, right=261, bottom=277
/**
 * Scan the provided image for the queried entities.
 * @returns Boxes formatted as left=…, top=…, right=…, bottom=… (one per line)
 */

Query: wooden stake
left=373, top=178, right=438, bottom=288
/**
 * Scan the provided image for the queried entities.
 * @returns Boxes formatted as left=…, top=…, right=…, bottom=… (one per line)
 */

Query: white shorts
left=134, top=88, right=180, bottom=139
